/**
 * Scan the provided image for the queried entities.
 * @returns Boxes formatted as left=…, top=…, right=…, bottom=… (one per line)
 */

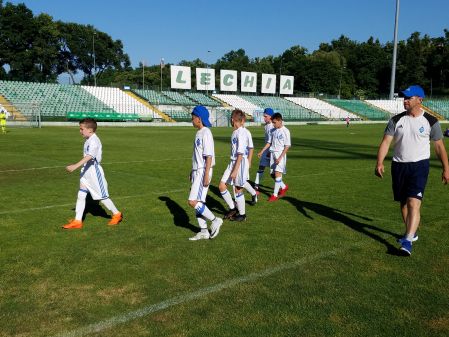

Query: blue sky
left=7, top=0, right=449, bottom=67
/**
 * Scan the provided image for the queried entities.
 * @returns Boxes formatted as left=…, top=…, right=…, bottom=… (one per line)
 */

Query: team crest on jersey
left=419, top=126, right=424, bottom=133
left=232, top=137, right=237, bottom=144
left=278, top=134, right=284, bottom=140
left=86, top=145, right=90, bottom=152
left=196, top=138, right=201, bottom=146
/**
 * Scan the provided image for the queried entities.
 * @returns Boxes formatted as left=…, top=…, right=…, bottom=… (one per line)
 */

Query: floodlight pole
left=160, top=58, right=163, bottom=92
left=142, top=60, right=145, bottom=90
left=93, top=32, right=97, bottom=87
left=206, top=50, right=211, bottom=96
left=278, top=56, right=283, bottom=97
left=338, top=66, right=345, bottom=99
left=389, top=0, right=400, bottom=99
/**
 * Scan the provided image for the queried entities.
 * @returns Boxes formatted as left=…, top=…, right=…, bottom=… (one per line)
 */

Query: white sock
left=274, top=178, right=282, bottom=196
left=255, top=170, right=264, bottom=186
left=405, top=233, right=415, bottom=241
left=196, top=216, right=208, bottom=230
left=244, top=181, right=256, bottom=196
left=75, top=189, right=87, bottom=220
left=235, top=191, right=245, bottom=215
left=194, top=202, right=215, bottom=221
left=221, top=189, right=235, bottom=209
left=100, top=198, right=119, bottom=214
left=280, top=181, right=286, bottom=189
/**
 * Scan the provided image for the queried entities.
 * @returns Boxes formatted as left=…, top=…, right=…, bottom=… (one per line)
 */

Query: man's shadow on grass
left=283, top=196, right=403, bottom=256
left=158, top=196, right=197, bottom=233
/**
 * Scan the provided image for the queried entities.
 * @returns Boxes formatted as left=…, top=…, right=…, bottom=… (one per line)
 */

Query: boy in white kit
left=254, top=108, right=275, bottom=192
left=63, top=118, right=122, bottom=229
left=219, top=109, right=249, bottom=221
left=242, top=122, right=258, bottom=205
left=188, top=106, right=223, bottom=240
left=257, top=112, right=291, bottom=202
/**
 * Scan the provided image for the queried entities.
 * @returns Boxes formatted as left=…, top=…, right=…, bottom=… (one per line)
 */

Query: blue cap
left=401, top=85, right=425, bottom=98
left=264, top=108, right=274, bottom=116
left=192, top=105, right=212, bottom=127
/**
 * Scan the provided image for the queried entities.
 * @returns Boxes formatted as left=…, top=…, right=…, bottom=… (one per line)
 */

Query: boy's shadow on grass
left=208, top=183, right=272, bottom=209
left=158, top=196, right=197, bottom=233
left=283, top=196, right=404, bottom=256
left=73, top=193, right=111, bottom=221
left=208, top=185, right=231, bottom=215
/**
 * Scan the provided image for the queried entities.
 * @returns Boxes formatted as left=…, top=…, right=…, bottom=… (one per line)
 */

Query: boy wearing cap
left=188, top=106, right=223, bottom=240
left=375, top=85, right=449, bottom=256
left=258, top=112, right=291, bottom=201
left=254, top=108, right=275, bottom=192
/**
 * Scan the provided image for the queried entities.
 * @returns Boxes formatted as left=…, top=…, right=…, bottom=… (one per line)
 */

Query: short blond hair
left=231, top=109, right=245, bottom=122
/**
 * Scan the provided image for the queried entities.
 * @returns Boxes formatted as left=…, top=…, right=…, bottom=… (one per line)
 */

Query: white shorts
left=80, top=161, right=109, bottom=200
left=258, top=149, right=271, bottom=167
left=221, top=158, right=249, bottom=187
left=188, top=168, right=212, bottom=202
left=270, top=152, right=287, bottom=174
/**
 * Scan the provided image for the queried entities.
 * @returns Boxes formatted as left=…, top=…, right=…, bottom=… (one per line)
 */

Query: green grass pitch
left=1, top=124, right=449, bottom=337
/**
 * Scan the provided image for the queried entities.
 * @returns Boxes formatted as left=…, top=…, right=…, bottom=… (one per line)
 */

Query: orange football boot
left=108, top=212, right=123, bottom=225
left=62, top=219, right=83, bottom=229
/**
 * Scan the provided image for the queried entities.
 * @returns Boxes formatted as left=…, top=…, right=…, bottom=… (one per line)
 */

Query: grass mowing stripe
left=0, top=189, right=186, bottom=215
left=53, top=245, right=354, bottom=337
left=0, top=156, right=230, bottom=173
left=2, top=166, right=372, bottom=215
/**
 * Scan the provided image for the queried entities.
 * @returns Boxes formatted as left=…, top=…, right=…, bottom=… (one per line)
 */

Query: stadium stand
left=241, top=95, right=324, bottom=121
left=326, top=99, right=390, bottom=120
left=212, top=94, right=261, bottom=116
left=133, top=89, right=177, bottom=105
left=365, top=99, right=404, bottom=115
left=285, top=97, right=359, bottom=120
left=162, top=91, right=197, bottom=106
left=423, top=99, right=449, bottom=119
left=184, top=91, right=221, bottom=107
left=156, top=106, right=192, bottom=122
left=0, top=80, right=114, bottom=118
left=81, top=86, right=158, bottom=119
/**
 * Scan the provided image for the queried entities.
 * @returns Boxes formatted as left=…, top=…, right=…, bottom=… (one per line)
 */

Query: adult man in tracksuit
left=375, top=85, right=449, bottom=256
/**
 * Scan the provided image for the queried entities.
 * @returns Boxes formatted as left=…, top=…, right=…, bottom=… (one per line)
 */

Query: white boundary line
left=53, top=246, right=349, bottom=337
left=0, top=189, right=185, bottom=215
left=0, top=157, right=229, bottom=173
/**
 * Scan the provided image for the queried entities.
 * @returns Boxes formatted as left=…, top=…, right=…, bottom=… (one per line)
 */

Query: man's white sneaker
left=210, top=218, right=223, bottom=239
left=189, top=232, right=210, bottom=241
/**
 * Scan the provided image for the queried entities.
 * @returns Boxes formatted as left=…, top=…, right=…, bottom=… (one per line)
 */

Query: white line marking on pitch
left=1, top=167, right=373, bottom=215
left=0, top=156, right=229, bottom=173
left=0, top=189, right=185, bottom=215
left=53, top=247, right=348, bottom=337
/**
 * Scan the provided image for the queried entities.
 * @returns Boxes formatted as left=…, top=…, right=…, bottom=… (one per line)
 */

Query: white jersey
left=80, top=133, right=109, bottom=200
left=230, top=126, right=248, bottom=160
left=192, top=127, right=215, bottom=170
left=83, top=133, right=102, bottom=164
left=385, top=110, right=442, bottom=163
left=269, top=126, right=291, bottom=153
left=243, top=127, right=253, bottom=157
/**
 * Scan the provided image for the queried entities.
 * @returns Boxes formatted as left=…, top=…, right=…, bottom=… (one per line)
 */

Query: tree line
left=1, top=1, right=448, bottom=98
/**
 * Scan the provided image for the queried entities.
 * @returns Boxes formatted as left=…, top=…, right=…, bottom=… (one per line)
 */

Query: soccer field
left=1, top=124, right=449, bottom=337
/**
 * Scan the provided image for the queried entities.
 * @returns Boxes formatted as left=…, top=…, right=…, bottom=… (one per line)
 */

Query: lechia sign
left=170, top=65, right=294, bottom=95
